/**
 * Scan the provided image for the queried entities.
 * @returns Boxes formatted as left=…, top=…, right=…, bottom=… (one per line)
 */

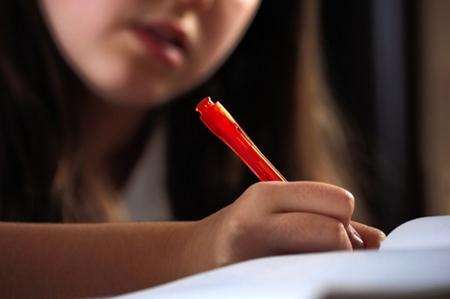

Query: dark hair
left=1, top=1, right=358, bottom=222
left=0, top=1, right=79, bottom=221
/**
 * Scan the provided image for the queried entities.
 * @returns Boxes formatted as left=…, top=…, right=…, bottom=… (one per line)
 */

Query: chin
left=85, top=75, right=171, bottom=108
left=97, top=87, right=170, bottom=108
left=83, top=64, right=202, bottom=108
left=99, top=82, right=199, bottom=109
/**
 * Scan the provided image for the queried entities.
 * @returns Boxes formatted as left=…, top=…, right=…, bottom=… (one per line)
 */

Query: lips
left=133, top=22, right=190, bottom=67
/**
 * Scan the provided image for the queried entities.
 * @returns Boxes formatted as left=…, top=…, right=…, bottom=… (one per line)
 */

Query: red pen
left=196, top=97, right=286, bottom=182
left=196, top=97, right=365, bottom=249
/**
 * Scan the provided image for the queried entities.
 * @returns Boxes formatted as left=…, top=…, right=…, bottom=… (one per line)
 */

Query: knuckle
left=245, top=181, right=283, bottom=195
left=244, top=182, right=265, bottom=198
left=241, top=182, right=280, bottom=204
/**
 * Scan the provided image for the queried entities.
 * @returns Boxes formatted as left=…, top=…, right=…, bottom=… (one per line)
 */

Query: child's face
left=39, top=0, right=260, bottom=105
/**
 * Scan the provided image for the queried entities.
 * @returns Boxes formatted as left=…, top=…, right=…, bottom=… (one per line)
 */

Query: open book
left=117, top=216, right=450, bottom=299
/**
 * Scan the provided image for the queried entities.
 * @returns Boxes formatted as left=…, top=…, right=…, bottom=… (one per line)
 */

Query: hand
left=187, top=181, right=385, bottom=272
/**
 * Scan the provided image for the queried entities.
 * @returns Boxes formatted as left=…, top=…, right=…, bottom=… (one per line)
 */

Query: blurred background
left=318, top=0, right=449, bottom=232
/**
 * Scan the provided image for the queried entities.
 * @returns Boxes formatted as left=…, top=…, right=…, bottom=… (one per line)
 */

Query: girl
left=0, top=0, right=384, bottom=297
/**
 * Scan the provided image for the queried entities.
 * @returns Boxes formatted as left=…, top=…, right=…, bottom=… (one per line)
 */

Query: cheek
left=40, top=0, right=127, bottom=45
left=40, top=0, right=149, bottom=101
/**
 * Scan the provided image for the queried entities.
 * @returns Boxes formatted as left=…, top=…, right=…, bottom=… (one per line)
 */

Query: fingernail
left=349, top=225, right=365, bottom=249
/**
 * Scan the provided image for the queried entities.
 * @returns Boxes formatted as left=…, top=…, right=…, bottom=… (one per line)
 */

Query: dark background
left=321, top=0, right=423, bottom=232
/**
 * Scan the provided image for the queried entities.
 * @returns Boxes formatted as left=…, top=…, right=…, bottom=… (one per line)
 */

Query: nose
left=176, top=0, right=214, bottom=13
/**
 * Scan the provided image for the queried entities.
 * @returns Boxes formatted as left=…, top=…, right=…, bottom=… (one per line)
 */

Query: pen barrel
left=220, top=125, right=287, bottom=182
left=197, top=98, right=286, bottom=182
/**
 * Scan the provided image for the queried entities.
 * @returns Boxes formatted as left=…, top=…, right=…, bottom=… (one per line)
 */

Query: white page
left=117, top=216, right=450, bottom=299
left=118, top=250, right=450, bottom=299
left=381, top=216, right=450, bottom=250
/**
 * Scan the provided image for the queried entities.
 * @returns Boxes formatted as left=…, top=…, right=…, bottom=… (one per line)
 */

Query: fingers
left=266, top=213, right=353, bottom=254
left=231, top=181, right=384, bottom=258
left=243, top=182, right=355, bottom=224
left=346, top=224, right=365, bottom=250
left=351, top=221, right=386, bottom=249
